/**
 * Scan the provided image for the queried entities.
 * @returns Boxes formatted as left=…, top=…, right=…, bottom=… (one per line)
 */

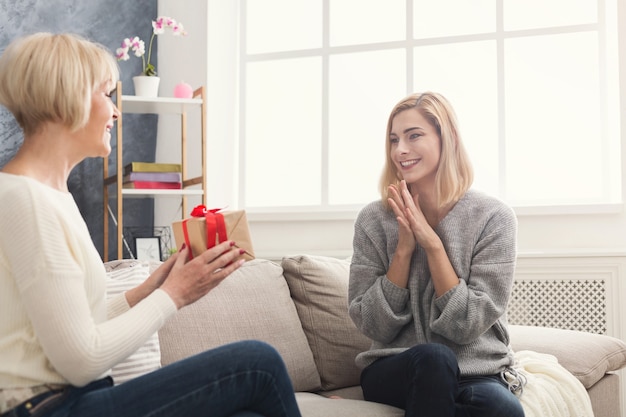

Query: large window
left=240, top=0, right=621, bottom=212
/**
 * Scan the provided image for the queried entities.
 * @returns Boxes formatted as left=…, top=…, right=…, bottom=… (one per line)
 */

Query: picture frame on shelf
left=135, top=236, right=162, bottom=261
left=123, top=226, right=174, bottom=261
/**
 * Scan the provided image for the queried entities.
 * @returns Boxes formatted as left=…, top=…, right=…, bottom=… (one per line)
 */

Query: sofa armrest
left=508, top=324, right=626, bottom=388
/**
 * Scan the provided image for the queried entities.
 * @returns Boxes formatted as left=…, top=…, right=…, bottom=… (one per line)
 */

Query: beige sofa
left=153, top=255, right=626, bottom=417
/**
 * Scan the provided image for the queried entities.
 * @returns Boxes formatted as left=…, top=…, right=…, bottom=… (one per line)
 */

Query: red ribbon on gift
left=181, top=205, right=228, bottom=260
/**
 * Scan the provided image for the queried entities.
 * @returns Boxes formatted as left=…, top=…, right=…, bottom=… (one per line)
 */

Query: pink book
left=124, top=172, right=182, bottom=183
left=123, top=181, right=182, bottom=189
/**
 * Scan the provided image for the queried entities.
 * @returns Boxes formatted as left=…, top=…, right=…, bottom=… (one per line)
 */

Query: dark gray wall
left=0, top=0, right=159, bottom=261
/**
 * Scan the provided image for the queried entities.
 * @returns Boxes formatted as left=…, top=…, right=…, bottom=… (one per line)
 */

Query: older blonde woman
left=349, top=92, right=524, bottom=417
left=0, top=32, right=301, bottom=417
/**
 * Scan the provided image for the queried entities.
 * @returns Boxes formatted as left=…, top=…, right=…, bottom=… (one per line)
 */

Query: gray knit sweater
left=349, top=189, right=518, bottom=376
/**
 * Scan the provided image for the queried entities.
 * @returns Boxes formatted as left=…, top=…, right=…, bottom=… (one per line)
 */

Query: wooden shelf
left=119, top=95, right=203, bottom=114
left=103, top=82, right=207, bottom=261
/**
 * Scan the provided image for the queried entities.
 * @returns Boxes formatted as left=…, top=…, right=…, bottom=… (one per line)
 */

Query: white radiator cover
left=508, top=273, right=609, bottom=334
left=512, top=252, right=626, bottom=337
left=508, top=278, right=608, bottom=334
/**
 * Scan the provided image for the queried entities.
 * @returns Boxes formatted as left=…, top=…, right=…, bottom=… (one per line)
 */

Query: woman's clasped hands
left=387, top=180, right=439, bottom=252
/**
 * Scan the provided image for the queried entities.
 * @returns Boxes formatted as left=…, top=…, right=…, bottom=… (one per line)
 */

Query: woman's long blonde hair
left=379, top=92, right=473, bottom=209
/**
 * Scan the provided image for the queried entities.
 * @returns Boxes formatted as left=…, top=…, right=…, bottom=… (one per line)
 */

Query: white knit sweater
left=0, top=173, right=177, bottom=391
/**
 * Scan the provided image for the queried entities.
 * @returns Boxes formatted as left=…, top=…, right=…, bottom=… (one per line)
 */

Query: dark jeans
left=4, top=340, right=301, bottom=417
left=360, top=343, right=524, bottom=417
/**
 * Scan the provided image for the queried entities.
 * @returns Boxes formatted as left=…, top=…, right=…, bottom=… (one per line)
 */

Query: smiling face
left=389, top=108, right=441, bottom=191
left=74, top=82, right=119, bottom=158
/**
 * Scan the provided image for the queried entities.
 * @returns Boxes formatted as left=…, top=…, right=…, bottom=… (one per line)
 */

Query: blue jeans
left=5, top=340, right=301, bottom=417
left=360, top=343, right=524, bottom=417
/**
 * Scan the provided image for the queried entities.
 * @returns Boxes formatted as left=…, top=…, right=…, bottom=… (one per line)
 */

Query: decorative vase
left=133, top=75, right=160, bottom=97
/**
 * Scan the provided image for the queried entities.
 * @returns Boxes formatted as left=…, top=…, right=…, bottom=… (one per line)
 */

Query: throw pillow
left=509, top=324, right=626, bottom=388
left=157, top=258, right=322, bottom=392
left=104, top=260, right=162, bottom=385
left=281, top=254, right=371, bottom=391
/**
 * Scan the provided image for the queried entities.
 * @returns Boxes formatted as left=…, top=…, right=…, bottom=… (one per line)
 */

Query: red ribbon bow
left=182, top=205, right=228, bottom=259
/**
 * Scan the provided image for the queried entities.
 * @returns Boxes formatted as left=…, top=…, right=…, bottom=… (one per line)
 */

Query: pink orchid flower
left=117, top=16, right=187, bottom=76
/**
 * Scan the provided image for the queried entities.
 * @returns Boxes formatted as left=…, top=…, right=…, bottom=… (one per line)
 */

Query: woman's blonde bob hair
left=0, top=32, right=119, bottom=136
left=379, top=92, right=473, bottom=209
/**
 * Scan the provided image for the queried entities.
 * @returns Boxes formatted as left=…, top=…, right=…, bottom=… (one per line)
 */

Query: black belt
left=1, top=388, right=65, bottom=417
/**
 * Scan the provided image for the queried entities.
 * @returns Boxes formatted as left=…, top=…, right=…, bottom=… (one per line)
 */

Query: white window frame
left=234, top=0, right=622, bottom=220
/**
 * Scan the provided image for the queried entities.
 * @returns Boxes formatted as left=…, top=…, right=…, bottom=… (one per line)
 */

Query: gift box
left=171, top=206, right=255, bottom=261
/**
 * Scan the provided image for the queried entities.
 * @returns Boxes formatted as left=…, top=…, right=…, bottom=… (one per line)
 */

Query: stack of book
left=123, top=162, right=183, bottom=189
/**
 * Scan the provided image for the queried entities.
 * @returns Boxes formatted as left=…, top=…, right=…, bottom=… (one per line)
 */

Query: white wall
left=157, top=0, right=626, bottom=260
left=155, top=0, right=239, bottom=231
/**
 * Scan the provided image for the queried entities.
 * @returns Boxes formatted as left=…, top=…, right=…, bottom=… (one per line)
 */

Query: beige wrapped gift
left=172, top=206, right=255, bottom=261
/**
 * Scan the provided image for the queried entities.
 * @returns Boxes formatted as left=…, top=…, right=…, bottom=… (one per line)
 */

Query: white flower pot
left=133, top=75, right=160, bottom=97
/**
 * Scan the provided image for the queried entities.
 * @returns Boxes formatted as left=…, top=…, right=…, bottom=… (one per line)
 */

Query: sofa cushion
left=282, top=255, right=371, bottom=391
left=295, top=392, right=404, bottom=417
left=104, top=260, right=162, bottom=385
left=509, top=324, right=626, bottom=388
left=158, top=258, right=321, bottom=392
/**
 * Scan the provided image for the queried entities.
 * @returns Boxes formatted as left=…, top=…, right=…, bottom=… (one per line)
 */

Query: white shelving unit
left=103, top=81, right=206, bottom=261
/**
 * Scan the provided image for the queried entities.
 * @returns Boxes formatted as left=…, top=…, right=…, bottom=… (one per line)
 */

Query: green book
left=124, top=162, right=182, bottom=175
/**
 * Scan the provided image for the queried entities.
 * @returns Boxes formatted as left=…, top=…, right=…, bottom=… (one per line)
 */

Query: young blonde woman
left=0, top=32, right=301, bottom=417
left=348, top=92, right=524, bottom=417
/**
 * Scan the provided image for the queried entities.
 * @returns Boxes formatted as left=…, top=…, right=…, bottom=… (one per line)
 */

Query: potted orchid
left=116, top=16, right=187, bottom=96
